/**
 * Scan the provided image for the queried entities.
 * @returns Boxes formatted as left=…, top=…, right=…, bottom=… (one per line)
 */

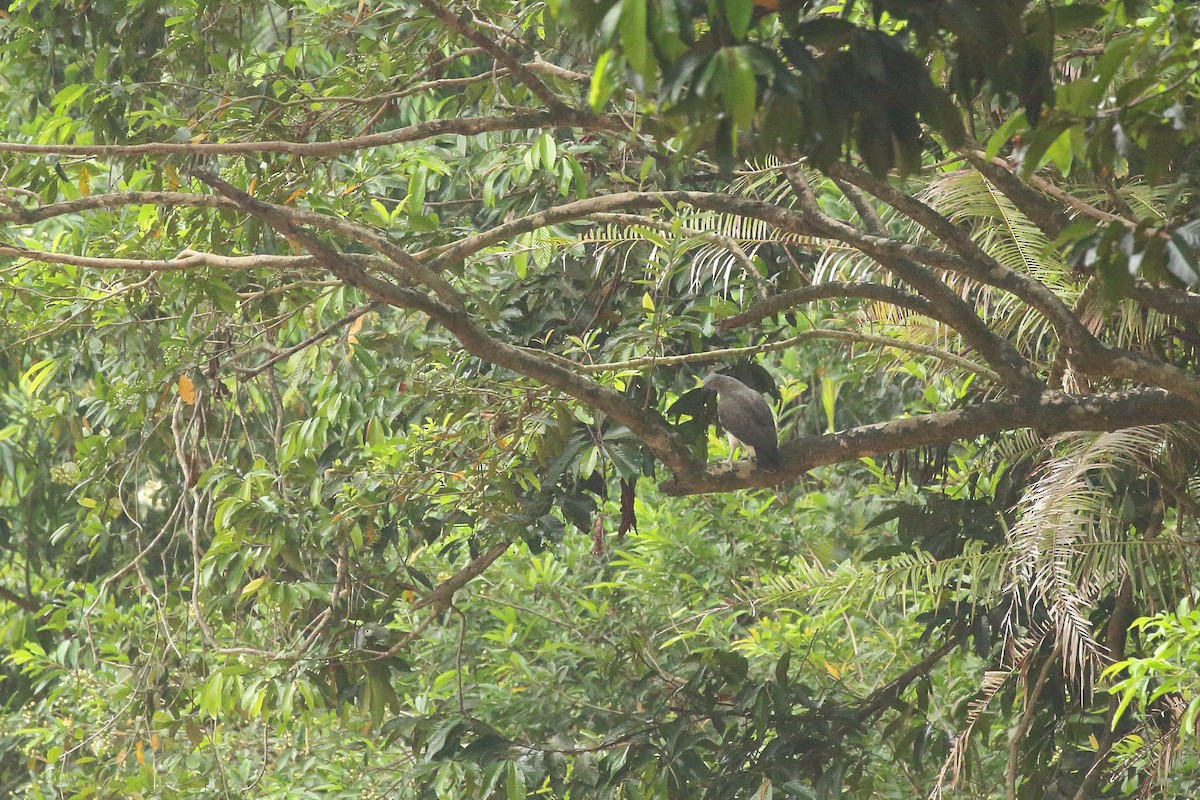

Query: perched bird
left=701, top=373, right=780, bottom=471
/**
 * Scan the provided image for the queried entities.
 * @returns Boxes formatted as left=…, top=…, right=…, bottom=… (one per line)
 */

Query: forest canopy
left=2, top=1, right=1200, bottom=798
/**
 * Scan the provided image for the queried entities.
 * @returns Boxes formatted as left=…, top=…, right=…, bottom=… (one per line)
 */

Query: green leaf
left=540, top=133, right=557, bottom=168
left=619, top=0, right=651, bottom=78
left=407, top=167, right=427, bottom=218
left=506, top=761, right=526, bottom=800
left=820, top=376, right=839, bottom=433
left=51, top=84, right=87, bottom=110
left=1044, top=127, right=1074, bottom=175
left=589, top=50, right=618, bottom=112
left=721, top=0, right=754, bottom=41
left=724, top=48, right=757, bottom=131
left=984, top=111, right=1028, bottom=161
left=20, top=358, right=58, bottom=397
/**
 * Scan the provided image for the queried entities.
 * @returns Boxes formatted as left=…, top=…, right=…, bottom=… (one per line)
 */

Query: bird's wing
left=718, top=390, right=777, bottom=450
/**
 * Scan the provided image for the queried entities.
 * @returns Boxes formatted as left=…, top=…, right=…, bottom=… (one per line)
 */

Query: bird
left=701, top=373, right=780, bottom=471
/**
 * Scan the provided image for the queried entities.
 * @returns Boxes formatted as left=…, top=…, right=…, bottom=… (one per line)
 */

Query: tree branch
left=959, top=150, right=1073, bottom=240
left=414, top=539, right=514, bottom=612
left=1125, top=281, right=1200, bottom=323
left=794, top=171, right=1044, bottom=395
left=660, top=389, right=1200, bottom=495
left=0, top=584, right=42, bottom=615
left=854, top=635, right=962, bottom=723
left=414, top=0, right=574, bottom=115
left=0, top=110, right=624, bottom=158
left=192, top=170, right=701, bottom=476
left=1007, top=643, right=1063, bottom=800
left=0, top=243, right=323, bottom=272
left=822, top=162, right=1103, bottom=362
left=557, top=328, right=999, bottom=382
left=234, top=302, right=380, bottom=379
left=717, top=281, right=940, bottom=329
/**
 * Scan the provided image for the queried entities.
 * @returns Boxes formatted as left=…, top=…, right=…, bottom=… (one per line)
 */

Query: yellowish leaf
left=135, top=740, right=144, bottom=765
left=284, top=187, right=307, bottom=205
left=79, top=166, right=90, bottom=197
left=240, top=576, right=267, bottom=597
left=248, top=176, right=258, bottom=195
left=150, top=732, right=160, bottom=752
left=823, top=661, right=842, bottom=680
left=348, top=313, right=366, bottom=346
left=178, top=375, right=196, bottom=405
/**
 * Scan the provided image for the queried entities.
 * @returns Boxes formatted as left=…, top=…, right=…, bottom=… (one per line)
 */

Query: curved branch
left=1126, top=281, right=1200, bottom=323
left=790, top=172, right=1044, bottom=394
left=661, top=389, right=1200, bottom=495
left=717, top=281, right=939, bottom=329
left=0, top=243, right=322, bottom=272
left=414, top=0, right=572, bottom=115
left=1, top=190, right=235, bottom=223
left=4, top=187, right=448, bottom=303
left=193, top=170, right=700, bottom=476
left=822, top=161, right=1103, bottom=360
left=423, top=191, right=665, bottom=266
left=959, top=150, right=1073, bottom=239
left=558, top=328, right=998, bottom=382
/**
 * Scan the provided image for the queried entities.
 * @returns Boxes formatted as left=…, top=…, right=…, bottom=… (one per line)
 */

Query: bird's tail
left=756, top=444, right=781, bottom=471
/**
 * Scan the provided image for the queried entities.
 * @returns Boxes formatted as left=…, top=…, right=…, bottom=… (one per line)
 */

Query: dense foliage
left=2, top=1, right=1200, bottom=798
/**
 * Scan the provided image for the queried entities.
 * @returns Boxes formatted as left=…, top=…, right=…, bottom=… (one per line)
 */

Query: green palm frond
left=812, top=242, right=886, bottom=284
left=580, top=208, right=822, bottom=295
left=759, top=540, right=1009, bottom=614
left=918, top=170, right=1078, bottom=362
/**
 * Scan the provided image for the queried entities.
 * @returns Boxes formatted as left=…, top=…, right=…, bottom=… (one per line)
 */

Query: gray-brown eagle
left=701, top=374, right=780, bottom=471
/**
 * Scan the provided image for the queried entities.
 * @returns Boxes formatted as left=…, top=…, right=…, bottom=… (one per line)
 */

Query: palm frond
left=1003, top=426, right=1188, bottom=679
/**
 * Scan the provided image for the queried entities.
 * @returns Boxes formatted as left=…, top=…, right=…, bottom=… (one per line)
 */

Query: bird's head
left=701, top=373, right=737, bottom=394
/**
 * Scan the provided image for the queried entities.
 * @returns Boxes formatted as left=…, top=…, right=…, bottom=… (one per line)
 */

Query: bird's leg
left=726, top=432, right=739, bottom=464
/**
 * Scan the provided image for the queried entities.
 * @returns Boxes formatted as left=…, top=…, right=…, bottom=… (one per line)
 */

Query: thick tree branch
left=822, top=162, right=1104, bottom=361
left=660, top=389, right=1200, bottom=495
left=193, top=171, right=700, bottom=476
left=20, top=180, right=1200, bottom=406
left=959, top=150, right=1073, bottom=240
left=1126, top=281, right=1200, bottom=322
left=794, top=172, right=1044, bottom=394
left=0, top=584, right=42, bottom=615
